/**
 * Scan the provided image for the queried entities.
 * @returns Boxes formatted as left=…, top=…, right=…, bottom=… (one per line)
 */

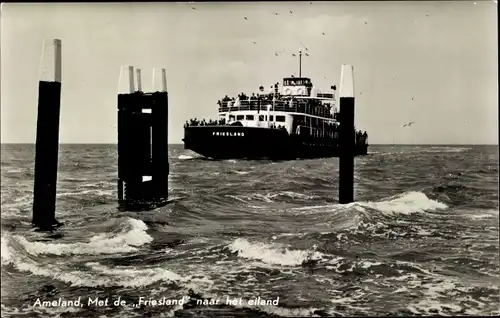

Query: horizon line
left=1, top=143, right=498, bottom=146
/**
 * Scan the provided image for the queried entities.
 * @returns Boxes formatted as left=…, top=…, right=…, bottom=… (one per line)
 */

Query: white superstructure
left=217, top=76, right=338, bottom=136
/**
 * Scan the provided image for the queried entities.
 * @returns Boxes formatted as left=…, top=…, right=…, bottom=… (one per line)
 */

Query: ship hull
left=183, top=126, right=368, bottom=160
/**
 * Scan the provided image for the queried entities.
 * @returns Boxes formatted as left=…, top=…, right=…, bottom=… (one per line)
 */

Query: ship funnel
left=118, top=65, right=135, bottom=94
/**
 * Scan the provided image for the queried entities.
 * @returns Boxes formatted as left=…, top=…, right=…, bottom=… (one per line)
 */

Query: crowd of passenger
left=269, top=124, right=287, bottom=131
left=184, top=118, right=226, bottom=128
left=217, top=94, right=334, bottom=119
left=218, top=93, right=278, bottom=107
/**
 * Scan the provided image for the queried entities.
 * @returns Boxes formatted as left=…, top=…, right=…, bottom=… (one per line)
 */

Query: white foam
left=289, top=191, right=446, bottom=217
left=1, top=303, right=83, bottom=316
left=392, top=286, right=409, bottom=293
left=407, top=299, right=463, bottom=315
left=226, top=193, right=275, bottom=203
left=5, top=169, right=22, bottom=173
left=178, top=155, right=193, bottom=160
left=16, top=218, right=153, bottom=256
left=57, top=189, right=114, bottom=197
left=87, top=262, right=183, bottom=287
left=179, top=285, right=320, bottom=318
left=269, top=191, right=319, bottom=200
left=357, top=191, right=448, bottom=215
left=1, top=236, right=13, bottom=265
left=466, top=210, right=498, bottom=220
left=228, top=238, right=323, bottom=266
left=2, top=235, right=209, bottom=288
left=234, top=171, right=250, bottom=175
left=360, top=261, right=383, bottom=269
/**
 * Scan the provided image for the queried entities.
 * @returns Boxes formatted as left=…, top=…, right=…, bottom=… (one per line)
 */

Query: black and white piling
left=338, top=64, right=355, bottom=204
left=32, top=39, right=63, bottom=230
left=117, top=66, right=169, bottom=210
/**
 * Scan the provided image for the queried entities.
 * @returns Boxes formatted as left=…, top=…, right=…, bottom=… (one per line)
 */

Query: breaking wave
left=1, top=234, right=212, bottom=289
left=10, top=218, right=152, bottom=256
left=356, top=191, right=448, bottom=215
left=291, top=191, right=448, bottom=216
left=227, top=238, right=323, bottom=266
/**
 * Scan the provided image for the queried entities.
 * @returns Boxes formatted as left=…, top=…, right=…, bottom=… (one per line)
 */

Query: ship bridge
left=282, top=77, right=312, bottom=96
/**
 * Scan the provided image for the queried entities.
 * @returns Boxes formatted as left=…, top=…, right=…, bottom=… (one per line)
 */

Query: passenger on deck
left=356, top=130, right=361, bottom=145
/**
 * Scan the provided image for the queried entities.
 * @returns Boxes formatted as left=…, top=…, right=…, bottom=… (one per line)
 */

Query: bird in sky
left=322, top=32, right=326, bottom=35
left=251, top=41, right=257, bottom=44
left=412, top=97, right=414, bottom=100
left=274, top=12, right=279, bottom=16
left=191, top=7, right=196, bottom=10
left=403, top=121, right=415, bottom=127
left=290, top=10, right=293, bottom=14
left=300, top=42, right=309, bottom=51
left=365, top=21, right=368, bottom=24
left=244, top=17, right=248, bottom=20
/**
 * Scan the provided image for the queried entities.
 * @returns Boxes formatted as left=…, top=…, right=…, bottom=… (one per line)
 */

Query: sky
left=1, top=1, right=498, bottom=144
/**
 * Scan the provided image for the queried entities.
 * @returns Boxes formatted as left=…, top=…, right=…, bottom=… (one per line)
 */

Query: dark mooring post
left=338, top=64, right=355, bottom=204
left=117, top=67, right=169, bottom=210
left=32, top=39, right=63, bottom=229
left=151, top=69, right=169, bottom=202
left=117, top=65, right=136, bottom=203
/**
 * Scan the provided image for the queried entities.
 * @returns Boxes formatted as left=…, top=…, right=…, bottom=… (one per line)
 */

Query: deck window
left=259, top=115, right=265, bottom=121
left=246, top=115, right=254, bottom=120
left=276, top=115, right=286, bottom=122
left=236, top=115, right=244, bottom=120
left=229, top=115, right=235, bottom=121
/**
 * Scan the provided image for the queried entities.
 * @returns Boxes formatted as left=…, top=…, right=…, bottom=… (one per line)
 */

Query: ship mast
left=295, top=49, right=308, bottom=77
left=299, top=50, right=302, bottom=77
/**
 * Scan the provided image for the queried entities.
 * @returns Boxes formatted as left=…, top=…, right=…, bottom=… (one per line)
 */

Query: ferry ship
left=183, top=51, right=369, bottom=160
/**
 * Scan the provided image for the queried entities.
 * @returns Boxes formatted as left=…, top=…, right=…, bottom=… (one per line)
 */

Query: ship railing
left=218, top=100, right=335, bottom=119
left=294, top=125, right=338, bottom=139
left=294, top=126, right=369, bottom=145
